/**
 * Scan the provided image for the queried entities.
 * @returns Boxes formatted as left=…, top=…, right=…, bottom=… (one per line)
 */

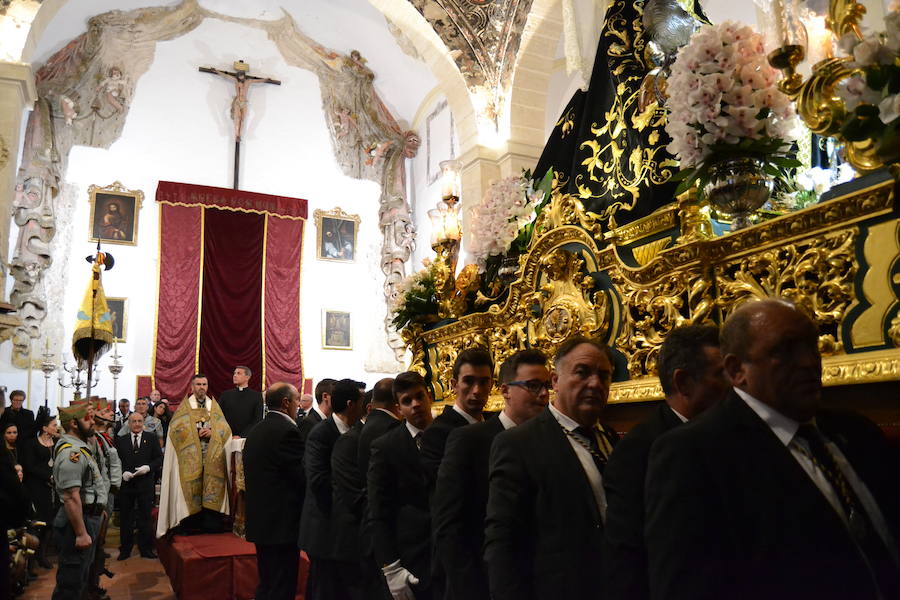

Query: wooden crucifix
left=199, top=60, right=281, bottom=189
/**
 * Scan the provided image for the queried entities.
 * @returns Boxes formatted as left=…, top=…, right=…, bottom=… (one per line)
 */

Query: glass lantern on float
left=428, top=159, right=463, bottom=318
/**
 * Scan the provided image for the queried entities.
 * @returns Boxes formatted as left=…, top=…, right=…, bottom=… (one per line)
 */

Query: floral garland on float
left=665, top=21, right=804, bottom=230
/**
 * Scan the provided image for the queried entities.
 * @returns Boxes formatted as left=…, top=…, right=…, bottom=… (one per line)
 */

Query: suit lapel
left=723, top=393, right=849, bottom=526
left=537, top=410, right=603, bottom=522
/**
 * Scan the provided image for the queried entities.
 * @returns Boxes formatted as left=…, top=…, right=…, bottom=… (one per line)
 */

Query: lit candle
left=803, top=14, right=832, bottom=65
left=772, top=0, right=787, bottom=46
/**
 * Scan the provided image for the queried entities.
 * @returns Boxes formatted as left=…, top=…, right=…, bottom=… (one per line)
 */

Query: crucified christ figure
left=199, top=60, right=281, bottom=141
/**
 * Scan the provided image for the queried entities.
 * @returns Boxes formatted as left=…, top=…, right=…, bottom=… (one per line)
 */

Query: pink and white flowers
left=468, top=175, right=544, bottom=270
left=836, top=7, right=900, bottom=128
left=665, top=21, right=801, bottom=169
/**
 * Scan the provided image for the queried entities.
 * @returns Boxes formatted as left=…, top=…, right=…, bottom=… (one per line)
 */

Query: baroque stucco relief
left=9, top=0, right=419, bottom=368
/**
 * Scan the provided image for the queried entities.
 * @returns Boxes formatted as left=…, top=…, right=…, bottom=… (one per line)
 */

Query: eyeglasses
left=507, top=379, right=552, bottom=396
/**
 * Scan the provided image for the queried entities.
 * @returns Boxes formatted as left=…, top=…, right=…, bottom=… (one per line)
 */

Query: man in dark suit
left=297, top=379, right=334, bottom=439
left=299, top=379, right=364, bottom=600
left=114, top=412, right=162, bottom=560
left=353, top=378, right=399, bottom=599
left=5, top=390, right=35, bottom=446
left=420, top=348, right=493, bottom=491
left=646, top=299, right=900, bottom=600
left=114, top=398, right=131, bottom=433
left=434, top=348, right=550, bottom=600
left=357, top=378, right=399, bottom=487
left=243, top=382, right=304, bottom=600
left=367, top=372, right=435, bottom=600
left=602, top=324, right=728, bottom=600
left=332, top=419, right=366, bottom=600
left=484, top=336, right=619, bottom=600
left=218, top=366, right=264, bottom=437
left=298, top=393, right=314, bottom=420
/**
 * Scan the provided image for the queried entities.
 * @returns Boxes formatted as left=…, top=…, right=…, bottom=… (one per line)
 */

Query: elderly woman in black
left=19, top=407, right=58, bottom=568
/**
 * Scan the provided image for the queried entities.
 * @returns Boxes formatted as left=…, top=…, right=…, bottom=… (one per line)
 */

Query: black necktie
left=133, top=433, right=139, bottom=452
left=794, top=424, right=900, bottom=594
left=572, top=426, right=609, bottom=474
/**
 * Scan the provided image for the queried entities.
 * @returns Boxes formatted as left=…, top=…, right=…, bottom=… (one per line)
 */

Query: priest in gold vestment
left=156, top=374, right=232, bottom=537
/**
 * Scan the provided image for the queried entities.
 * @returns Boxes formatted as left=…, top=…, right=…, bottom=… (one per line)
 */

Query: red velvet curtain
left=153, top=182, right=306, bottom=402
left=263, top=216, right=304, bottom=388
left=154, top=204, right=202, bottom=402
left=198, top=209, right=265, bottom=398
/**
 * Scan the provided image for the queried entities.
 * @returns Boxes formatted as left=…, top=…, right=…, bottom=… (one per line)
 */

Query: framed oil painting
left=88, top=181, right=143, bottom=246
left=315, top=207, right=360, bottom=262
left=322, top=310, right=352, bottom=350
left=105, top=297, right=128, bottom=343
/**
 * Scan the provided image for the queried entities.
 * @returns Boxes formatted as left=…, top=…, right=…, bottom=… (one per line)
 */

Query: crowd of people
left=241, top=298, right=900, bottom=600
left=2, top=297, right=899, bottom=600
left=0, top=388, right=173, bottom=600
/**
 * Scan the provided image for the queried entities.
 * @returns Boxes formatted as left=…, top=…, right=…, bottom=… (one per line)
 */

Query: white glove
left=381, top=560, right=419, bottom=600
left=122, top=471, right=133, bottom=482
left=135, top=465, right=150, bottom=476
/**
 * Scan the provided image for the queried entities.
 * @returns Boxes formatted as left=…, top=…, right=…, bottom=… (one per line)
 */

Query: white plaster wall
left=409, top=91, right=458, bottom=272
left=0, top=7, right=439, bottom=411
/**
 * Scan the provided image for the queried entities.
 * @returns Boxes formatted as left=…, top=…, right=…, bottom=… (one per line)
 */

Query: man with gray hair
left=485, top=336, right=619, bottom=600
left=219, top=366, right=264, bottom=437
left=646, top=299, right=900, bottom=600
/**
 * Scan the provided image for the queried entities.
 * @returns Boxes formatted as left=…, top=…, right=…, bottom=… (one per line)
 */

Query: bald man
left=646, top=299, right=900, bottom=600
left=243, top=383, right=304, bottom=600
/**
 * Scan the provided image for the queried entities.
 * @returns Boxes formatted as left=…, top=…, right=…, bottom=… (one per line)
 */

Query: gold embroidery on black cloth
left=573, top=0, right=679, bottom=222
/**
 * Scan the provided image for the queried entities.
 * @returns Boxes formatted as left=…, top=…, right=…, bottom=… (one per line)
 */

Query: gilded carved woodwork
left=412, top=171, right=899, bottom=405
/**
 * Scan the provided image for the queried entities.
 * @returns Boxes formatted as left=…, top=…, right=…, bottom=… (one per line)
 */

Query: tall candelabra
left=58, top=357, right=100, bottom=403
left=108, top=346, right=123, bottom=407
left=40, top=348, right=56, bottom=409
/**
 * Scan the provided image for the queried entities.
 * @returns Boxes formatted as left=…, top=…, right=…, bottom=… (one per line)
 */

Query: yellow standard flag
left=71, top=259, right=114, bottom=362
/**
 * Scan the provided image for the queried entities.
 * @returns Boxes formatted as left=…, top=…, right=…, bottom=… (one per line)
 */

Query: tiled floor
left=20, top=526, right=176, bottom=600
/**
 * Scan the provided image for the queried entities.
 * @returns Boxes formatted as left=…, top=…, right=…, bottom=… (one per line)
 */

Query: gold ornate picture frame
left=106, top=297, right=128, bottom=343
left=88, top=181, right=143, bottom=246
left=322, top=309, right=352, bottom=350
left=314, top=207, right=360, bottom=262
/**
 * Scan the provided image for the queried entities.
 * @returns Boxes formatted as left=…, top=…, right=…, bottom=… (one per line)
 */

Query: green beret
left=59, top=403, right=90, bottom=428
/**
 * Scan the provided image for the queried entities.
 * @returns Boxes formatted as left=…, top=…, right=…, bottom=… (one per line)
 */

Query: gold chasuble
left=156, top=395, right=232, bottom=537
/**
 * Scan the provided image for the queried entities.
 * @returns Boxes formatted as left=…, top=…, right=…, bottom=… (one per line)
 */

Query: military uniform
left=51, top=432, right=104, bottom=600
left=86, top=427, right=122, bottom=600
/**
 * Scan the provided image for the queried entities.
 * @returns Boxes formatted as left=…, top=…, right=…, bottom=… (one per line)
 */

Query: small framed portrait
left=322, top=310, right=352, bottom=350
left=315, top=207, right=360, bottom=262
left=88, top=181, right=143, bottom=246
left=105, top=297, right=128, bottom=343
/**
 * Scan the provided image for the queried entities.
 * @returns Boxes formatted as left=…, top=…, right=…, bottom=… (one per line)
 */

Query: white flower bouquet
left=835, top=6, right=900, bottom=162
left=390, top=260, right=439, bottom=331
left=665, top=21, right=803, bottom=195
left=468, top=169, right=552, bottom=271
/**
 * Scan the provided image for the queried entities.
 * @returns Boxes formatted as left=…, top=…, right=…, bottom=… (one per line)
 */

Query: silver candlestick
left=40, top=349, right=56, bottom=409
left=108, top=347, right=123, bottom=414
left=58, top=357, right=100, bottom=403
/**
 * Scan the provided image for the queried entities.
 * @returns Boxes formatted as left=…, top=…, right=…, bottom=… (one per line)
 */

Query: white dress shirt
left=548, top=403, right=607, bottom=521
left=272, top=410, right=296, bottom=425
left=333, top=413, right=351, bottom=435
left=405, top=421, right=423, bottom=439
left=452, top=404, right=480, bottom=424
left=498, top=410, right=517, bottom=430
left=735, top=387, right=898, bottom=554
